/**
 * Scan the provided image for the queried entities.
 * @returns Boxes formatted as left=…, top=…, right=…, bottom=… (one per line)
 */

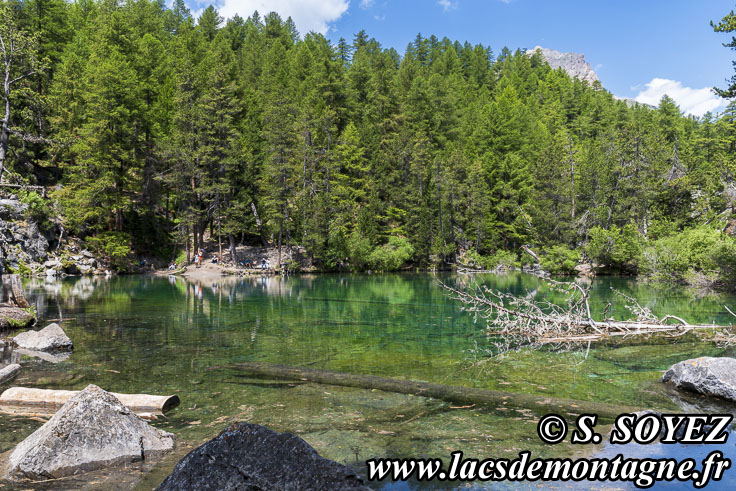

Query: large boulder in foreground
left=12, top=323, right=72, bottom=352
left=156, top=422, right=369, bottom=491
left=662, top=357, right=736, bottom=402
left=7, top=384, right=175, bottom=481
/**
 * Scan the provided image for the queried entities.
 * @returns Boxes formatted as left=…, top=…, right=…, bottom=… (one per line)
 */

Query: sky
left=185, top=0, right=736, bottom=117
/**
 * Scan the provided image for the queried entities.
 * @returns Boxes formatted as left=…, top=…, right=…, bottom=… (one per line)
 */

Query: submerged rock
left=156, top=422, right=370, bottom=491
left=15, top=348, right=71, bottom=364
left=662, top=357, right=736, bottom=402
left=13, top=323, right=72, bottom=352
left=6, top=384, right=175, bottom=481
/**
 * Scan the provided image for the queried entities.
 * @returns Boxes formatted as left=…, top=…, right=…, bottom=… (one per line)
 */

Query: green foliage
left=84, top=232, right=132, bottom=270
left=6, top=0, right=736, bottom=284
left=282, top=258, right=301, bottom=274
left=8, top=259, right=32, bottom=277
left=17, top=190, right=53, bottom=227
left=585, top=224, right=643, bottom=273
left=463, top=249, right=519, bottom=270
left=347, top=231, right=373, bottom=271
left=712, top=8, right=736, bottom=98
left=640, top=227, right=736, bottom=286
left=174, top=250, right=188, bottom=266
left=368, top=236, right=414, bottom=271
left=540, top=245, right=581, bottom=274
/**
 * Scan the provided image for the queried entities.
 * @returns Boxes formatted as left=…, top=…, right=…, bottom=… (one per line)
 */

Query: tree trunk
left=218, top=211, right=222, bottom=261
left=278, top=218, right=283, bottom=269
left=229, top=234, right=236, bottom=263
left=568, top=139, right=576, bottom=219
left=9, top=275, right=30, bottom=309
left=251, top=202, right=267, bottom=247
left=185, top=225, right=191, bottom=263
left=1, top=66, right=11, bottom=183
left=0, top=387, right=179, bottom=418
left=231, top=362, right=643, bottom=421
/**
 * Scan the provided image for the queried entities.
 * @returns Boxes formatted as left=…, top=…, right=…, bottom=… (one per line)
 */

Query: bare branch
left=7, top=127, right=53, bottom=144
left=8, top=70, right=37, bottom=85
left=438, top=274, right=736, bottom=357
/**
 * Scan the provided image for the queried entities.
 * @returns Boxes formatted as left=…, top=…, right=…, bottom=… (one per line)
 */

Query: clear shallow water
left=3, top=273, right=736, bottom=489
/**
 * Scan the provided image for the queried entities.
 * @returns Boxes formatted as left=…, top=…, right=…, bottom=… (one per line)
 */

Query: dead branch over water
left=439, top=275, right=736, bottom=347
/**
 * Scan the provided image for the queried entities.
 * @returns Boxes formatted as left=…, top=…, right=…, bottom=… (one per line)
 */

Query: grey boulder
left=156, top=422, right=369, bottom=491
left=7, top=384, right=175, bottom=480
left=13, top=323, right=73, bottom=352
left=662, top=357, right=736, bottom=402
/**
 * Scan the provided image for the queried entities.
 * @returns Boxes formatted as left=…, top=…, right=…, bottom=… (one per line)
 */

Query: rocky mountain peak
left=526, top=46, right=599, bottom=85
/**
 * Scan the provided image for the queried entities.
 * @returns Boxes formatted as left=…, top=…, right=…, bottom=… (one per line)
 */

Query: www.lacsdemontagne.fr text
left=367, top=450, right=729, bottom=488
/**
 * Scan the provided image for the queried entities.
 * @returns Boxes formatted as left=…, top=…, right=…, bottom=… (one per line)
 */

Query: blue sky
left=187, top=0, right=736, bottom=116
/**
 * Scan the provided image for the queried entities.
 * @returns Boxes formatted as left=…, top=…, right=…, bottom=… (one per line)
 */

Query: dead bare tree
left=440, top=275, right=736, bottom=351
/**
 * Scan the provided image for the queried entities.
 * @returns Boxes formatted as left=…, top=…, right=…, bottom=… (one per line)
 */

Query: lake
left=5, top=273, right=736, bottom=489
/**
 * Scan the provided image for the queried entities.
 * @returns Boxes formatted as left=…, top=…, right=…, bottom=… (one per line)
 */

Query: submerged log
left=0, top=387, right=180, bottom=418
left=232, top=362, right=643, bottom=421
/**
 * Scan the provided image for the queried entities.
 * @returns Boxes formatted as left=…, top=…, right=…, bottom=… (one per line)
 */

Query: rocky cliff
left=0, top=198, right=51, bottom=275
left=0, top=195, right=108, bottom=277
left=526, top=46, right=599, bottom=85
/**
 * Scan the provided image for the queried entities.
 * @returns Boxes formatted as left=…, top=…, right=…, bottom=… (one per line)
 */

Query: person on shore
left=169, top=260, right=176, bottom=271
left=261, top=258, right=267, bottom=270
left=194, top=254, right=200, bottom=268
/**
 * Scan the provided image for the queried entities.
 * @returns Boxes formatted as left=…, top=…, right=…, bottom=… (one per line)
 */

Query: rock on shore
left=6, top=385, right=175, bottom=481
left=662, top=357, right=736, bottom=402
left=12, top=323, right=72, bottom=352
left=156, top=422, right=369, bottom=490
left=0, top=306, right=35, bottom=330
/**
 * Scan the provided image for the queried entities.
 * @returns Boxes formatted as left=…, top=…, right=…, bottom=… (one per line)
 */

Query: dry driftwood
left=232, top=362, right=643, bottom=420
left=0, top=387, right=180, bottom=418
left=440, top=275, right=735, bottom=348
left=9, top=275, right=30, bottom=309
left=0, top=364, right=20, bottom=385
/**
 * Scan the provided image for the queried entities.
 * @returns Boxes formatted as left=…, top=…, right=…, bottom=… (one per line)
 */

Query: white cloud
left=634, top=78, right=726, bottom=117
left=209, top=0, right=349, bottom=35
left=438, top=0, right=458, bottom=11
left=360, top=0, right=374, bottom=8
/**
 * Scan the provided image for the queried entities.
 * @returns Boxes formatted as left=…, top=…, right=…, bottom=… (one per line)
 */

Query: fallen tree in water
left=0, top=387, right=180, bottom=419
left=438, top=275, right=736, bottom=348
left=231, top=361, right=643, bottom=420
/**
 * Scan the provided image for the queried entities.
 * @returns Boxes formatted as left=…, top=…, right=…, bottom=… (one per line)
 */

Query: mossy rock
left=0, top=306, right=36, bottom=330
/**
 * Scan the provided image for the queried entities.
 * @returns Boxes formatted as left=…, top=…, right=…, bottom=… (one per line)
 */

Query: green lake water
left=4, top=273, right=736, bottom=489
